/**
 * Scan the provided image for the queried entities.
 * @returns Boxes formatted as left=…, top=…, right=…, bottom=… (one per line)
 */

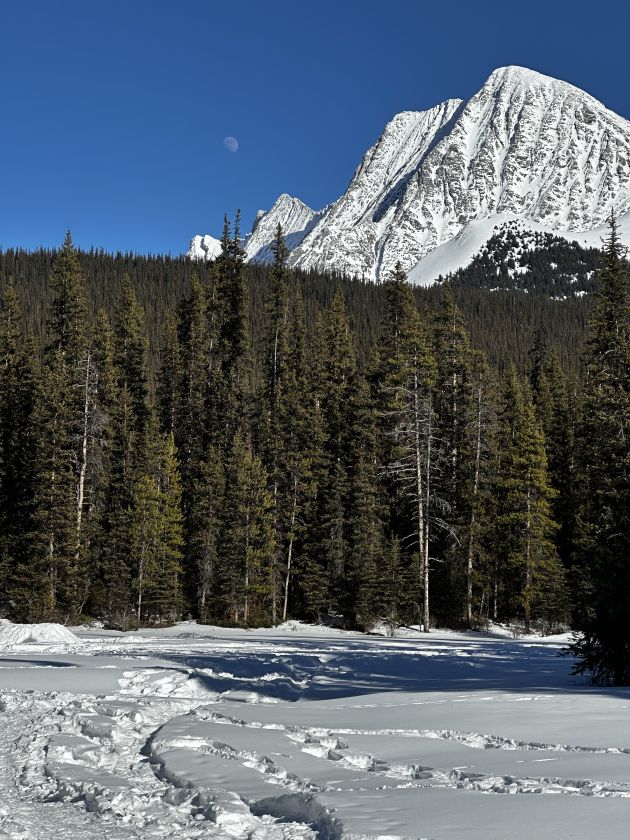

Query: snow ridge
left=245, top=194, right=321, bottom=263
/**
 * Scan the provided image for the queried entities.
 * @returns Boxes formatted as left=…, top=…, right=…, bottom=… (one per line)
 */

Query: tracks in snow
left=3, top=651, right=630, bottom=840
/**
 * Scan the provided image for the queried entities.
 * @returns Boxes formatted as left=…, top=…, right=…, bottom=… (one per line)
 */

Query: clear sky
left=1, top=0, right=630, bottom=255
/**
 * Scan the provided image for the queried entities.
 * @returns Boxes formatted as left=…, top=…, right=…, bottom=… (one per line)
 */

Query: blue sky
left=1, top=0, right=629, bottom=254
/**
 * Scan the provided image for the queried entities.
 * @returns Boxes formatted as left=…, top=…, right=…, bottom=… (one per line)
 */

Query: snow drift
left=0, top=622, right=83, bottom=648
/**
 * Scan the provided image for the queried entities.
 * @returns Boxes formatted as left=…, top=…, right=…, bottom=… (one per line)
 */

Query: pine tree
left=113, top=273, right=150, bottom=454
left=175, top=274, right=211, bottom=608
left=372, top=263, right=437, bottom=631
left=572, top=215, right=630, bottom=684
left=431, top=283, right=474, bottom=624
left=344, top=375, right=385, bottom=629
left=156, top=312, right=181, bottom=436
left=96, top=381, right=136, bottom=626
left=530, top=347, right=576, bottom=571
left=130, top=432, right=183, bottom=625
left=188, top=446, right=225, bottom=622
left=277, top=288, right=319, bottom=622
left=302, top=290, right=357, bottom=618
left=208, top=214, right=251, bottom=447
left=380, top=537, right=406, bottom=636
left=462, top=351, right=499, bottom=627
left=219, top=431, right=275, bottom=624
left=495, top=369, right=568, bottom=632
left=259, top=225, right=290, bottom=623
left=28, top=232, right=93, bottom=620
left=92, top=274, right=153, bottom=625
left=0, top=282, right=39, bottom=617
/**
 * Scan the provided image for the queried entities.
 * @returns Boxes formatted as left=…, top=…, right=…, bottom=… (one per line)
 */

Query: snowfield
left=0, top=622, right=629, bottom=839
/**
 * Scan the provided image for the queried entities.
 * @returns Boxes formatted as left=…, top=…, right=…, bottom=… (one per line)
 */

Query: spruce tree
left=372, top=263, right=437, bottom=631
left=431, top=283, right=474, bottom=624
left=462, top=351, right=499, bottom=627
left=219, top=431, right=275, bottom=624
left=130, top=432, right=183, bottom=625
left=302, top=290, right=356, bottom=618
left=344, top=375, right=384, bottom=629
left=495, top=369, right=568, bottom=632
left=156, top=312, right=181, bottom=436
left=276, top=287, right=319, bottom=622
left=260, top=224, right=290, bottom=622
left=113, top=273, right=150, bottom=454
left=572, top=216, right=630, bottom=684
left=28, top=232, right=92, bottom=620
left=0, top=282, right=39, bottom=617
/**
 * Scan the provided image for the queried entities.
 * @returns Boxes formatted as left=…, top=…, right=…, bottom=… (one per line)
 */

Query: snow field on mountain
left=408, top=210, right=630, bottom=286
left=1, top=624, right=629, bottom=839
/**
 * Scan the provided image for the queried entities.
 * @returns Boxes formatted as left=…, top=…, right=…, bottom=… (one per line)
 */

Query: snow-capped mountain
left=190, top=66, right=630, bottom=282
left=244, top=193, right=320, bottom=263
left=188, top=194, right=320, bottom=265
left=188, top=234, right=222, bottom=261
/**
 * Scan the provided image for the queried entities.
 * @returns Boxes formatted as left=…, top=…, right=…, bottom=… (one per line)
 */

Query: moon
left=223, top=136, right=239, bottom=153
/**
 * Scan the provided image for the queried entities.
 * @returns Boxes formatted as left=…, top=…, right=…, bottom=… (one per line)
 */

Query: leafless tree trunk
left=75, top=350, right=92, bottom=564
left=423, top=401, right=432, bottom=633
left=466, top=379, right=483, bottom=627
left=524, top=481, right=532, bottom=634
left=282, top=476, right=298, bottom=623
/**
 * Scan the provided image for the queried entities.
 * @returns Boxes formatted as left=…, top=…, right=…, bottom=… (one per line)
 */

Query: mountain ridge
left=189, top=65, right=630, bottom=283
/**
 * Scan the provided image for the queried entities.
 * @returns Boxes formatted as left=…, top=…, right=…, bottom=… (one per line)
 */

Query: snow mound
left=0, top=622, right=84, bottom=648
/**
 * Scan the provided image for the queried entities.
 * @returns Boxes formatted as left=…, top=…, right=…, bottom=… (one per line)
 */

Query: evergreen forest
left=1, top=217, right=628, bottom=685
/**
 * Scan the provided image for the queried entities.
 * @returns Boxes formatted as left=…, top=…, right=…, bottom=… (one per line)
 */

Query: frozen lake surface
left=1, top=621, right=629, bottom=839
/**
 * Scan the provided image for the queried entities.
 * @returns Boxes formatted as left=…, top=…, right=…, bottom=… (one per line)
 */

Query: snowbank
left=0, top=622, right=84, bottom=648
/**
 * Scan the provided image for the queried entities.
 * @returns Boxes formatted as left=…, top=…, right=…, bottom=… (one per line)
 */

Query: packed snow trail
left=1, top=623, right=630, bottom=838
left=0, top=693, right=124, bottom=840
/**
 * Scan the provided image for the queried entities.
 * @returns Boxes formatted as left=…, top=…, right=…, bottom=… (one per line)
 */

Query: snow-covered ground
left=1, top=621, right=629, bottom=839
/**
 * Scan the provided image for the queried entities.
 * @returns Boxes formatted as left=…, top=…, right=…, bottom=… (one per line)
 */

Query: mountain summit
left=190, top=66, right=630, bottom=281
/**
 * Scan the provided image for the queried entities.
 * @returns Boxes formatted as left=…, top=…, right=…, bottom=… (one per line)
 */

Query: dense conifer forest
left=0, top=218, right=628, bottom=683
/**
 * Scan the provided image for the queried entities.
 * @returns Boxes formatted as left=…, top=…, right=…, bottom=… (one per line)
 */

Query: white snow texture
left=1, top=622, right=630, bottom=839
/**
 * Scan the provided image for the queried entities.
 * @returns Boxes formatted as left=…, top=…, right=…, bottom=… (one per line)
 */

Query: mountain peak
left=486, top=65, right=557, bottom=86
left=189, top=68, right=630, bottom=280
left=481, top=65, right=613, bottom=111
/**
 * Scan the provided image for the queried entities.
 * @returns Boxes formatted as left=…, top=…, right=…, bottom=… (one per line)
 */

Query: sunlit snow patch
left=0, top=622, right=84, bottom=648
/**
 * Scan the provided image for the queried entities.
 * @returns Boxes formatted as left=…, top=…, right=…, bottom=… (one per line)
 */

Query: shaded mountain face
left=190, top=66, right=630, bottom=282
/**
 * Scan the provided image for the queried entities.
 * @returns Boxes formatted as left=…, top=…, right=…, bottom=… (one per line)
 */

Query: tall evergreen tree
left=302, top=290, right=357, bottom=617
left=572, top=216, right=630, bottom=684
left=113, top=273, right=150, bottom=453
left=495, top=369, right=568, bottom=632
left=130, top=431, right=183, bottom=625
left=28, top=232, right=92, bottom=620
left=344, top=375, right=385, bottom=629
left=0, top=282, right=39, bottom=617
left=260, top=225, right=290, bottom=622
left=219, top=431, right=275, bottom=624
left=431, top=283, right=474, bottom=623
left=276, top=288, right=320, bottom=622
left=372, top=263, right=437, bottom=631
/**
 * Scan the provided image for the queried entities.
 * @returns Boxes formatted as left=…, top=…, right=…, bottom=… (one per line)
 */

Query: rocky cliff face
left=244, top=194, right=320, bottom=263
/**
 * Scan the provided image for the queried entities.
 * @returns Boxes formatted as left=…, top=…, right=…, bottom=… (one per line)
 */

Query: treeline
left=0, top=220, right=628, bottom=684
left=0, top=242, right=592, bottom=376
left=446, top=223, right=603, bottom=298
